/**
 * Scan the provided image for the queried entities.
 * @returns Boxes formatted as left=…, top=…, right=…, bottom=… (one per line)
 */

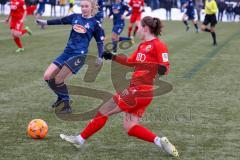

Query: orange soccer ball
left=27, top=119, right=48, bottom=139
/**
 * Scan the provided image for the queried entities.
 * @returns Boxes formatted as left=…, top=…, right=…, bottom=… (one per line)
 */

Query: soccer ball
left=27, top=119, right=48, bottom=139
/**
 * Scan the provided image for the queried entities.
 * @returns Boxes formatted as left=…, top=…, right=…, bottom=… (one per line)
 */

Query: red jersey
left=10, top=0, right=26, bottom=19
left=114, top=38, right=170, bottom=88
left=129, top=0, right=144, bottom=14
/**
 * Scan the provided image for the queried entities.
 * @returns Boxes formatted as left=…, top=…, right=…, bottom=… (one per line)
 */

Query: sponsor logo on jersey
left=10, top=4, right=18, bottom=10
left=73, top=24, right=87, bottom=33
left=162, top=53, right=169, bottom=62
left=136, top=52, right=146, bottom=62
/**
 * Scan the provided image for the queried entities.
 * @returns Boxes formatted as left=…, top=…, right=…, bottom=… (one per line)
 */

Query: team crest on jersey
left=73, top=24, right=87, bottom=33
left=84, top=23, right=90, bottom=29
left=145, top=45, right=152, bottom=52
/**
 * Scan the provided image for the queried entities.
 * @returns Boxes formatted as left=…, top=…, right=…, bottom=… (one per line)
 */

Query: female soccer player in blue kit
left=182, top=0, right=199, bottom=32
left=109, top=0, right=132, bottom=53
left=36, top=0, right=105, bottom=113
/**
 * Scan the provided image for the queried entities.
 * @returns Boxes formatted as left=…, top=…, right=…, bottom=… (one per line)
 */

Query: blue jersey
left=186, top=0, right=195, bottom=15
left=109, top=2, right=132, bottom=26
left=55, top=14, right=104, bottom=55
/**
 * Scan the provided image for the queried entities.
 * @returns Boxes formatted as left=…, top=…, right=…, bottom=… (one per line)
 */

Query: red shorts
left=10, top=18, right=24, bottom=31
left=113, top=86, right=153, bottom=117
left=130, top=13, right=141, bottom=23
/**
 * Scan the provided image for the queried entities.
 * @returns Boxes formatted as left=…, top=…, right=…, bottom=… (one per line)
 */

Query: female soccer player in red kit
left=128, top=0, right=144, bottom=37
left=60, top=16, right=179, bottom=157
left=5, top=0, right=32, bottom=52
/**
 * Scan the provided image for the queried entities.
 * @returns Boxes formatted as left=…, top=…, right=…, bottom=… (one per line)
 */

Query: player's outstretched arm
left=102, top=51, right=134, bottom=67
left=36, top=14, right=76, bottom=26
left=36, top=19, right=63, bottom=26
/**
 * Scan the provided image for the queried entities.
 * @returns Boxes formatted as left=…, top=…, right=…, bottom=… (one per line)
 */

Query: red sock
left=133, top=26, right=138, bottom=36
left=128, top=26, right=132, bottom=37
left=128, top=124, right=157, bottom=143
left=14, top=37, right=23, bottom=48
left=21, top=29, right=27, bottom=35
left=80, top=112, right=108, bottom=139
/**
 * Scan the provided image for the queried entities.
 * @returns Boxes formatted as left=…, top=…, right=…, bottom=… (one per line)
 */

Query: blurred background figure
left=59, top=0, right=67, bottom=16
left=226, top=3, right=234, bottom=21
left=165, top=0, right=173, bottom=21
left=26, top=0, right=38, bottom=15
left=233, top=2, right=240, bottom=22
left=68, top=0, right=75, bottom=14
left=104, top=0, right=112, bottom=18
left=217, top=0, right=226, bottom=22
left=50, top=0, right=57, bottom=17
left=180, top=0, right=187, bottom=12
left=35, top=0, right=46, bottom=19
left=0, top=0, right=7, bottom=15
left=150, top=0, right=160, bottom=10
left=195, top=0, right=203, bottom=21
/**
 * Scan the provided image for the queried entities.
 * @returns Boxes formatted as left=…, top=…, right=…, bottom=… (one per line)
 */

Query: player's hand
left=95, top=57, right=103, bottom=67
left=121, top=15, right=126, bottom=20
left=35, top=19, right=47, bottom=26
left=102, top=50, right=115, bottom=60
left=158, top=65, right=167, bottom=75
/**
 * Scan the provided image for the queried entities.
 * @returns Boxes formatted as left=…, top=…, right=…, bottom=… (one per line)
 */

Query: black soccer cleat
left=52, top=99, right=64, bottom=108
left=59, top=101, right=72, bottom=114
left=213, top=42, right=217, bottom=46
left=52, top=99, right=73, bottom=108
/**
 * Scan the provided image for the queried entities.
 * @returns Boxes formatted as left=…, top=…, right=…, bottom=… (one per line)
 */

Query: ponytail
left=141, top=16, right=164, bottom=36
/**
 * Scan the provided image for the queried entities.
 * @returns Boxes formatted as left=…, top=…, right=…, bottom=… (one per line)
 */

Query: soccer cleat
left=60, top=134, right=82, bottom=149
left=52, top=99, right=73, bottom=108
left=213, top=42, right=217, bottom=46
left=130, top=36, right=135, bottom=45
left=160, top=137, right=179, bottom=157
left=196, top=29, right=199, bottom=33
left=15, top=48, right=24, bottom=53
left=25, top=26, right=32, bottom=35
left=59, top=101, right=72, bottom=113
left=52, top=99, right=64, bottom=108
left=186, top=26, right=190, bottom=32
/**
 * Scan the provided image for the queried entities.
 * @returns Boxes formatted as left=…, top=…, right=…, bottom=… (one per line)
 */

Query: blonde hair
left=81, top=0, right=99, bottom=16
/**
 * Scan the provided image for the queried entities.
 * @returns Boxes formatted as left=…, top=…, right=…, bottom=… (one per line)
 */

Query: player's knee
left=13, top=30, right=21, bottom=37
left=43, top=72, right=52, bottom=81
left=210, top=27, right=215, bottom=32
left=200, top=25, right=205, bottom=31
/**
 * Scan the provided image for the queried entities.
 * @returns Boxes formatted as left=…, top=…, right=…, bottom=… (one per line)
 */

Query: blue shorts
left=112, top=24, right=124, bottom=35
left=37, top=5, right=45, bottom=15
left=186, top=12, right=195, bottom=20
left=53, top=52, right=86, bottom=74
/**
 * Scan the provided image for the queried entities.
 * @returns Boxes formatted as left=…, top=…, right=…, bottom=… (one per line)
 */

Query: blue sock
left=112, top=39, right=118, bottom=52
left=119, top=36, right=131, bottom=42
left=47, top=79, right=70, bottom=102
